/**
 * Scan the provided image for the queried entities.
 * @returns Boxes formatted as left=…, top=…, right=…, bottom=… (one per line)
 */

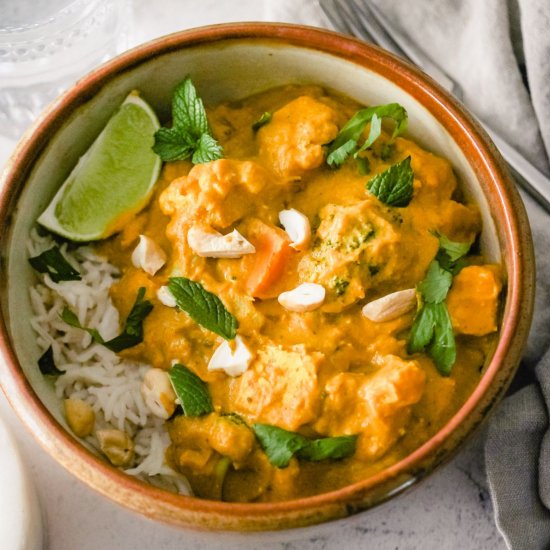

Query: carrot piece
left=245, top=220, right=292, bottom=299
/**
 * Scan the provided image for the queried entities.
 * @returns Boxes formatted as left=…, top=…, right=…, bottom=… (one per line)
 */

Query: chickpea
left=96, top=429, right=134, bottom=467
left=64, top=398, right=95, bottom=437
left=141, top=368, right=177, bottom=419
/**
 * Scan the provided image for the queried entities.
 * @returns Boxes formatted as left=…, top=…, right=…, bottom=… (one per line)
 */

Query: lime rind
left=38, top=92, right=162, bottom=242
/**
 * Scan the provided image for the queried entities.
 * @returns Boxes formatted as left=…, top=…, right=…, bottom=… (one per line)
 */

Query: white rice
left=27, top=228, right=191, bottom=495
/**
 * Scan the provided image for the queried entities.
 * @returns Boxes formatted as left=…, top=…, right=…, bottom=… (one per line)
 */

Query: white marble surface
left=0, top=0, right=507, bottom=548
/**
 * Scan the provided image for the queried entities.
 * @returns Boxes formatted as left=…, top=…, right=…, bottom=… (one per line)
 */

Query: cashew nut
left=362, top=288, right=417, bottom=322
left=278, top=282, right=326, bottom=312
left=96, top=429, right=135, bottom=467
left=64, top=398, right=95, bottom=437
left=157, top=285, right=177, bottom=307
left=141, top=368, right=177, bottom=419
left=187, top=226, right=255, bottom=258
left=279, top=208, right=311, bottom=251
left=208, top=335, right=253, bottom=377
left=131, top=235, right=167, bottom=276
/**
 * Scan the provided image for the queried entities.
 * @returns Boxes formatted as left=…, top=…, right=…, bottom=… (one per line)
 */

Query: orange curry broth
left=97, top=84, right=501, bottom=502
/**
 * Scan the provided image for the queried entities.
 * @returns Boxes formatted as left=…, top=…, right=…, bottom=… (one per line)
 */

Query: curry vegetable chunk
left=97, top=84, right=501, bottom=502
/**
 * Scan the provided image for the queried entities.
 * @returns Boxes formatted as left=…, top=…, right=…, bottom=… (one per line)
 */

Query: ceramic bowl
left=0, top=23, right=535, bottom=531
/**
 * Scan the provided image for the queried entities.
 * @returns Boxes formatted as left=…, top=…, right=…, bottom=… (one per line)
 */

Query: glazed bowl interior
left=0, top=24, right=533, bottom=531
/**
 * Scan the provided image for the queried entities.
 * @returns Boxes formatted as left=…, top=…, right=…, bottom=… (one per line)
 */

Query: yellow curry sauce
left=98, top=85, right=501, bottom=502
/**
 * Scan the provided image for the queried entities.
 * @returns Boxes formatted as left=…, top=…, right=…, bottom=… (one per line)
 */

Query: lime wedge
left=38, top=92, right=161, bottom=241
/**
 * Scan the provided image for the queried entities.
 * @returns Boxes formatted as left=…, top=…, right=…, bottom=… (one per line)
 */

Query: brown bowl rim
left=0, top=22, right=535, bottom=530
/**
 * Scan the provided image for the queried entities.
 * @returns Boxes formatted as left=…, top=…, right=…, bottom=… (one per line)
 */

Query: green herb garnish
left=102, top=287, right=154, bottom=352
left=221, top=412, right=247, bottom=426
left=366, top=156, right=414, bottom=207
left=168, top=363, right=213, bottom=417
left=408, top=302, right=455, bottom=374
left=29, top=246, right=81, bottom=283
left=408, top=233, right=471, bottom=374
left=60, top=287, right=153, bottom=352
left=332, top=277, right=350, bottom=296
left=326, top=103, right=408, bottom=167
left=252, top=111, right=272, bottom=131
left=417, top=260, right=453, bottom=304
left=60, top=307, right=103, bottom=343
left=380, top=142, right=395, bottom=161
left=167, top=277, right=237, bottom=340
left=152, top=76, right=223, bottom=163
left=252, top=423, right=357, bottom=468
left=37, top=346, right=63, bottom=376
left=434, top=231, right=472, bottom=273
left=356, top=156, right=371, bottom=175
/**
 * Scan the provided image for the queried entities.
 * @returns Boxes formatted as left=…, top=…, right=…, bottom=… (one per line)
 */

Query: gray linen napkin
left=265, top=1, right=550, bottom=548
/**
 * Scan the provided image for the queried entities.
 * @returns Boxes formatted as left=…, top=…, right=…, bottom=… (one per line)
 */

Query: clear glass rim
left=0, top=0, right=106, bottom=37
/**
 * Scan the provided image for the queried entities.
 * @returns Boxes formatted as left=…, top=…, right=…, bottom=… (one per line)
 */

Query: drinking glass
left=0, top=0, right=131, bottom=140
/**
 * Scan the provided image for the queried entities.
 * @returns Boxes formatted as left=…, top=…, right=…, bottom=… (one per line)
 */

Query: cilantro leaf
left=355, top=113, right=382, bottom=155
left=60, top=287, right=153, bottom=352
left=408, top=302, right=437, bottom=354
left=356, top=156, right=371, bottom=175
left=252, top=112, right=272, bottom=131
left=417, top=261, right=453, bottom=304
left=367, top=156, right=414, bottom=207
left=434, top=232, right=471, bottom=273
left=327, top=103, right=408, bottom=167
left=408, top=234, right=464, bottom=375
left=428, top=303, right=456, bottom=375
left=169, top=363, right=213, bottom=417
left=153, top=76, right=223, bottom=164
left=252, top=423, right=358, bottom=468
left=37, top=346, right=63, bottom=376
left=327, top=139, right=357, bottom=167
left=167, top=277, right=238, bottom=340
left=29, top=246, right=81, bottom=283
left=408, top=302, right=455, bottom=374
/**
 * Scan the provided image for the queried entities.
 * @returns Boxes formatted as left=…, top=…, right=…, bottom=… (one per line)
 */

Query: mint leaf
left=297, top=435, right=357, bottom=462
left=29, top=246, right=81, bottom=283
left=253, top=423, right=357, bottom=468
left=151, top=127, right=194, bottom=162
left=192, top=133, right=224, bottom=164
left=252, top=112, right=272, bottom=131
left=169, top=363, right=213, bottom=416
left=417, top=260, right=453, bottom=304
left=38, top=346, right=63, bottom=376
left=173, top=77, right=209, bottom=137
left=153, top=76, right=223, bottom=164
left=253, top=424, right=308, bottom=468
left=168, top=277, right=238, bottom=340
left=103, top=287, right=153, bottom=352
left=61, top=287, right=152, bottom=351
left=367, top=156, right=414, bottom=207
left=327, top=103, right=408, bottom=167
